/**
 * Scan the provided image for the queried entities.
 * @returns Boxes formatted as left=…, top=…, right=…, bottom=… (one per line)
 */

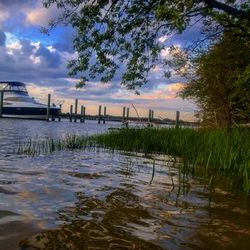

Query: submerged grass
left=18, top=128, right=250, bottom=192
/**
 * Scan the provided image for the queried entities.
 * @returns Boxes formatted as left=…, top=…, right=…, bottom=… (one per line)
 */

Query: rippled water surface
left=0, top=119, right=249, bottom=249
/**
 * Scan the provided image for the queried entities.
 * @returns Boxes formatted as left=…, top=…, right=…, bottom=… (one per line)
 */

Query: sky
left=0, top=0, right=198, bottom=121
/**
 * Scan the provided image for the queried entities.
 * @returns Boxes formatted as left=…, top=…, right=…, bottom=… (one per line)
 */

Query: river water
left=0, top=119, right=249, bottom=249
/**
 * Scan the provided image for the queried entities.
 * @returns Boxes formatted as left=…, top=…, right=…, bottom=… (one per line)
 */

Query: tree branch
left=202, top=0, right=250, bottom=21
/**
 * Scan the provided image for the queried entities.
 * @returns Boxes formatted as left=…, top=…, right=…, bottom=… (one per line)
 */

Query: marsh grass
left=17, top=128, right=250, bottom=192
left=17, top=134, right=96, bottom=156
left=94, top=128, right=250, bottom=192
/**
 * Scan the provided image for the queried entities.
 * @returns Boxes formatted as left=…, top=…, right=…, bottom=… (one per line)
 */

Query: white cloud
left=160, top=48, right=171, bottom=59
left=5, top=32, right=22, bottom=54
left=47, top=45, right=56, bottom=52
left=29, top=54, right=41, bottom=64
left=159, top=35, right=168, bottom=43
left=31, top=41, right=40, bottom=51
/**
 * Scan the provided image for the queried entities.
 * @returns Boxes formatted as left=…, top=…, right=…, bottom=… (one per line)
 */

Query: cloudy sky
left=0, top=0, right=197, bottom=120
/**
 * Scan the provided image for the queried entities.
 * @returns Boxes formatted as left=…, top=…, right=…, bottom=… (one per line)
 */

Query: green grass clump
left=17, top=134, right=95, bottom=156
left=92, top=128, right=250, bottom=192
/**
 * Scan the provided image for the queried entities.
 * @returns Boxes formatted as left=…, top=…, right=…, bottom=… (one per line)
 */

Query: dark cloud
left=0, top=30, right=6, bottom=46
left=20, top=39, right=35, bottom=53
left=35, top=43, right=62, bottom=67
left=0, top=36, right=68, bottom=84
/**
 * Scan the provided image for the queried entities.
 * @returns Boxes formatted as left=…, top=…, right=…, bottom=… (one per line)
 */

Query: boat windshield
left=0, top=84, right=28, bottom=94
left=4, top=96, right=39, bottom=104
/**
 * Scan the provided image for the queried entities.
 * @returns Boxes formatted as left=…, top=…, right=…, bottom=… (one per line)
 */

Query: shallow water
left=0, top=119, right=249, bottom=249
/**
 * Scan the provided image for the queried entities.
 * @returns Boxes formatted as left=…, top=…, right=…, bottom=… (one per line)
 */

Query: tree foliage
left=179, top=33, right=250, bottom=127
left=43, top=0, right=250, bottom=89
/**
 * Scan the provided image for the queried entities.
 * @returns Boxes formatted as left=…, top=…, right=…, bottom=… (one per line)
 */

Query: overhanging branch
left=203, top=0, right=250, bottom=21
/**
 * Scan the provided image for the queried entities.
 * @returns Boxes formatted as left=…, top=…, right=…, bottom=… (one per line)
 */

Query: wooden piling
left=103, top=106, right=107, bottom=124
left=69, top=105, right=73, bottom=122
left=83, top=106, right=86, bottom=123
left=80, top=105, right=83, bottom=122
left=46, top=94, right=51, bottom=121
left=151, top=110, right=154, bottom=122
left=80, top=105, right=86, bottom=123
left=126, top=107, right=129, bottom=119
left=98, top=105, right=102, bottom=124
left=176, top=111, right=180, bottom=128
left=74, top=99, right=78, bottom=122
left=58, top=104, right=62, bottom=121
left=148, top=109, right=152, bottom=123
left=0, top=91, right=3, bottom=118
left=122, top=106, right=126, bottom=122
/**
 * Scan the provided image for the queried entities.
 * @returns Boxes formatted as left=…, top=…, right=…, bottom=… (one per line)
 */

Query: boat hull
left=2, top=107, right=60, bottom=120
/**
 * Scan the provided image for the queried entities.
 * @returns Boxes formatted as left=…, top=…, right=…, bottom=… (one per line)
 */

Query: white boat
left=0, top=81, right=60, bottom=120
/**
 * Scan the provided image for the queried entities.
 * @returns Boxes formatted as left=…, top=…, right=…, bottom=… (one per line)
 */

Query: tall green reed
left=93, top=128, right=250, bottom=192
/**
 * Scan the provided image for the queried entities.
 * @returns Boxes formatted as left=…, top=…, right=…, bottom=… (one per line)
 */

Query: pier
left=0, top=93, right=197, bottom=127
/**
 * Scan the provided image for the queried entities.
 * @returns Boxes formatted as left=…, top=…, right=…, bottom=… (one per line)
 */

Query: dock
left=0, top=93, right=198, bottom=128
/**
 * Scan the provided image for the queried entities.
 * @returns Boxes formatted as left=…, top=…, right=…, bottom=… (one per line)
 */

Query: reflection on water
left=0, top=119, right=249, bottom=249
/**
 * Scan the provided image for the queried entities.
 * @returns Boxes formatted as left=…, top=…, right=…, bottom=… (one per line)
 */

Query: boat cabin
left=0, top=81, right=28, bottom=95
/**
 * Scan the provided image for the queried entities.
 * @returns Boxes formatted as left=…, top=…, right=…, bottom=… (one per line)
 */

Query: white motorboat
left=0, top=81, right=60, bottom=119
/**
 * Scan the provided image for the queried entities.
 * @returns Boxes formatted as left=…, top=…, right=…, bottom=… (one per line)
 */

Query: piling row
left=0, top=93, right=183, bottom=127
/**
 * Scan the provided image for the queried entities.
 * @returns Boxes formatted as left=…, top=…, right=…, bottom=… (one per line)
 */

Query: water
left=0, top=119, right=249, bottom=249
